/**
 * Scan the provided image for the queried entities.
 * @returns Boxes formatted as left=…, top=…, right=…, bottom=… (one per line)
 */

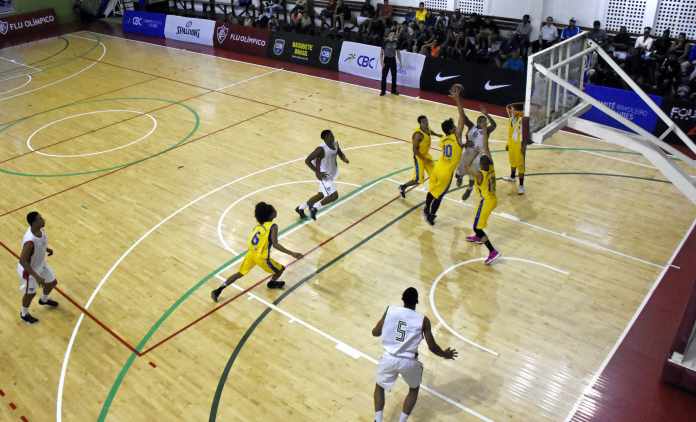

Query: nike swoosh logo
left=484, top=81, right=511, bottom=91
left=435, top=72, right=460, bottom=82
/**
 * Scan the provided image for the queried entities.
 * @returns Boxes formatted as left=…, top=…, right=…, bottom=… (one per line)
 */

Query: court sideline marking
left=562, top=216, right=696, bottom=422
left=429, top=257, right=569, bottom=357
left=55, top=141, right=401, bottom=422
left=0, top=74, right=31, bottom=95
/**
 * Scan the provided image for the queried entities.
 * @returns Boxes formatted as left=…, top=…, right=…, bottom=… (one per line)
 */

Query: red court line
left=0, top=239, right=140, bottom=355
left=139, top=191, right=405, bottom=356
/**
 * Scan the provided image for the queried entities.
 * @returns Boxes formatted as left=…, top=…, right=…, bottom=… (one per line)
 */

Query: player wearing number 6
left=371, top=287, right=457, bottom=422
left=424, top=85, right=466, bottom=225
left=211, top=202, right=303, bottom=301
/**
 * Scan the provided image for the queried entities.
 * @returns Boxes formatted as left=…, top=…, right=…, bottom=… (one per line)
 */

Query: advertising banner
left=123, top=11, right=166, bottom=38
left=419, top=57, right=525, bottom=105
left=164, top=15, right=214, bottom=46
left=581, top=84, right=663, bottom=133
left=214, top=22, right=269, bottom=56
left=338, top=41, right=425, bottom=88
left=654, top=96, right=696, bottom=144
left=0, top=9, right=57, bottom=43
left=267, top=31, right=341, bottom=70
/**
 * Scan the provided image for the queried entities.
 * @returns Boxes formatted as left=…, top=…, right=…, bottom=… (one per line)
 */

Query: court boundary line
left=562, top=216, right=696, bottom=422
left=0, top=74, right=31, bottom=95
left=428, top=257, right=570, bottom=357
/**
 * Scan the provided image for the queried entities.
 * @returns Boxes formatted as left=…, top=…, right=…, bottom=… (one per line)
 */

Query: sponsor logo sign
left=338, top=41, right=425, bottom=88
left=0, top=8, right=57, bottom=42
left=582, top=84, right=663, bottom=133
left=123, top=11, right=166, bottom=38
left=213, top=22, right=269, bottom=56
left=266, top=32, right=340, bottom=70
left=164, top=15, right=214, bottom=46
left=419, top=57, right=524, bottom=105
left=654, top=96, right=696, bottom=143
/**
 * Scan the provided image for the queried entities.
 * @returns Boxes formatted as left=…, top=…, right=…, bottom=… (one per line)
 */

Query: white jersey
left=381, top=306, right=425, bottom=359
left=467, top=127, right=485, bottom=152
left=319, top=142, right=339, bottom=181
left=17, top=227, right=47, bottom=272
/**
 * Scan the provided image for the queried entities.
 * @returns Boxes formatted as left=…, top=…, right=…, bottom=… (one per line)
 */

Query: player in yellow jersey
left=502, top=103, right=527, bottom=195
left=398, top=115, right=442, bottom=198
left=211, top=202, right=303, bottom=301
left=424, top=85, right=466, bottom=226
left=466, top=155, right=501, bottom=264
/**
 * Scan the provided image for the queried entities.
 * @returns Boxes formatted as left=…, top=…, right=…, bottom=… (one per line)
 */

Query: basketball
left=449, top=83, right=465, bottom=98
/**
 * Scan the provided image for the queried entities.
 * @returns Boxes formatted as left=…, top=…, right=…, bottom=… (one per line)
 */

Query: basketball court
left=1, top=31, right=695, bottom=422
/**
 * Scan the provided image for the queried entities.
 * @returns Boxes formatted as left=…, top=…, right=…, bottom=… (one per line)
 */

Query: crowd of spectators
left=229, top=0, right=696, bottom=98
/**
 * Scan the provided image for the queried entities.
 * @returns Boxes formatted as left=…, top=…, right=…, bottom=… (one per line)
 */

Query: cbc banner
left=214, top=22, right=269, bottom=56
left=164, top=15, right=214, bottom=47
left=338, top=41, right=425, bottom=88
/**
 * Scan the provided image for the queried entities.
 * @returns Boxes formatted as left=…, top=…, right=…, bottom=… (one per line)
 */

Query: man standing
left=380, top=30, right=401, bottom=96
left=17, top=211, right=59, bottom=324
left=372, top=287, right=457, bottom=422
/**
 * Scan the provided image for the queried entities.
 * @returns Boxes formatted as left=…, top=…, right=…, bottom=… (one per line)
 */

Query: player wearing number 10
left=371, top=288, right=457, bottom=422
left=211, top=202, right=303, bottom=301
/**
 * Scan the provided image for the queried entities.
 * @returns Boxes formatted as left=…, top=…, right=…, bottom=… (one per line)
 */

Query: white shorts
left=456, top=148, right=481, bottom=177
left=375, top=354, right=423, bottom=390
left=17, top=264, right=55, bottom=295
left=318, top=177, right=337, bottom=197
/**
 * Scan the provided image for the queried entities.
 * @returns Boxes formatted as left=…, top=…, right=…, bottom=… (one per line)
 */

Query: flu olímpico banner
left=164, top=15, right=214, bottom=46
left=0, top=8, right=56, bottom=43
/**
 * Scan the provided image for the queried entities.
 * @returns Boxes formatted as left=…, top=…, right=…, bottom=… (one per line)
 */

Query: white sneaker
left=517, top=185, right=525, bottom=195
left=502, top=176, right=515, bottom=182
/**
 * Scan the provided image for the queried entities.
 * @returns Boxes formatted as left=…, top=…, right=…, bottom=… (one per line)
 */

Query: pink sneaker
left=466, top=235, right=483, bottom=244
left=485, top=250, right=501, bottom=265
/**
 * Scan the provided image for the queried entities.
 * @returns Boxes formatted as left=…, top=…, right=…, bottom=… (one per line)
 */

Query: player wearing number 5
left=424, top=85, right=466, bottom=225
left=371, top=288, right=457, bottom=422
left=211, top=202, right=303, bottom=301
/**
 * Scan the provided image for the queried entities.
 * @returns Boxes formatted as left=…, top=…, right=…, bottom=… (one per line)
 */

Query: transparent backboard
left=525, top=33, right=591, bottom=142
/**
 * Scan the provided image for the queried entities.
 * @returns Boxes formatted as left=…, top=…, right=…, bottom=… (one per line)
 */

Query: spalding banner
left=164, top=15, right=214, bottom=46
left=0, top=9, right=57, bottom=43
left=214, top=22, right=269, bottom=56
left=338, top=41, right=425, bottom=88
left=267, top=31, right=341, bottom=70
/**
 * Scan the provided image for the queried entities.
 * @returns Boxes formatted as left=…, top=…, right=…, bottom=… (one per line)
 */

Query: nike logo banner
left=419, top=57, right=525, bottom=106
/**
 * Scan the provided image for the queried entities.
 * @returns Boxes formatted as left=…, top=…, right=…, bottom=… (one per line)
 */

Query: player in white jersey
left=295, top=129, right=350, bottom=221
left=371, top=287, right=457, bottom=422
left=455, top=106, right=497, bottom=201
left=17, top=211, right=59, bottom=324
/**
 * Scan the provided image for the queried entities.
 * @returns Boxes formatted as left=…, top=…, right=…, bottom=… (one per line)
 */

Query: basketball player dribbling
left=295, top=129, right=350, bottom=221
left=371, top=287, right=457, bottom=422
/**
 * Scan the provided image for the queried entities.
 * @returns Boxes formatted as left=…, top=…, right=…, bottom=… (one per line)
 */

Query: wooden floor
left=1, top=31, right=695, bottom=422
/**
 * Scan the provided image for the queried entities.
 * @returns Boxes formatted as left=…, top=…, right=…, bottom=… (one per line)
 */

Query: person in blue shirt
left=560, top=18, right=581, bottom=40
left=503, top=51, right=525, bottom=71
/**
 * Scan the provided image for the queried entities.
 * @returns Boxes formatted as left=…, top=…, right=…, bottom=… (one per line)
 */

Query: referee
left=380, top=31, right=401, bottom=96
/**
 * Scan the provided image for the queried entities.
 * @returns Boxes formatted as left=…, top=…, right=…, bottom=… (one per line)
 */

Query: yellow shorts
left=474, top=197, right=497, bottom=230
left=412, top=155, right=433, bottom=184
left=238, top=253, right=284, bottom=275
left=507, top=141, right=525, bottom=175
left=428, top=165, right=454, bottom=199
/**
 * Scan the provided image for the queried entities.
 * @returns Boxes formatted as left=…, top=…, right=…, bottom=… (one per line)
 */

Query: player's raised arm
left=372, top=307, right=389, bottom=337
left=422, top=317, right=457, bottom=359
left=305, top=147, right=326, bottom=179
left=269, top=224, right=303, bottom=259
left=481, top=106, right=497, bottom=134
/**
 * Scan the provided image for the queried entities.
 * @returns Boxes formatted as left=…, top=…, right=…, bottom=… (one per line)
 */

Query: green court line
left=96, top=165, right=411, bottom=421
left=0, top=97, right=200, bottom=177
left=0, top=36, right=70, bottom=72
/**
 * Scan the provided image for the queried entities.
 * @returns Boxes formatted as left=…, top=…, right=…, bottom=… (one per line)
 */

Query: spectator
left=291, top=0, right=306, bottom=14
left=335, top=0, right=351, bottom=29
left=539, top=16, right=558, bottom=49
left=613, top=26, right=632, bottom=51
left=513, top=14, right=532, bottom=54
left=358, top=0, right=375, bottom=32
left=378, top=0, right=393, bottom=23
left=415, top=2, right=428, bottom=25
left=653, top=29, right=672, bottom=58
left=503, top=50, right=525, bottom=71
left=560, top=18, right=580, bottom=40
left=479, top=16, right=498, bottom=51
left=320, top=0, right=337, bottom=28
left=634, top=27, right=654, bottom=52
left=670, top=32, right=690, bottom=60
left=380, top=31, right=401, bottom=96
left=588, top=20, right=608, bottom=46
left=450, top=11, right=465, bottom=32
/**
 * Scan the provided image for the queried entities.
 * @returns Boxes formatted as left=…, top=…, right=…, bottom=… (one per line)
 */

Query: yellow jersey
left=415, top=8, right=427, bottom=23
left=414, top=126, right=432, bottom=160
left=436, top=133, right=462, bottom=173
left=475, top=167, right=497, bottom=200
left=248, top=221, right=275, bottom=258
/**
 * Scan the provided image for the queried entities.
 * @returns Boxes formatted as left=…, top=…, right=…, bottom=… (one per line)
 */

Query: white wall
left=540, top=0, right=607, bottom=28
